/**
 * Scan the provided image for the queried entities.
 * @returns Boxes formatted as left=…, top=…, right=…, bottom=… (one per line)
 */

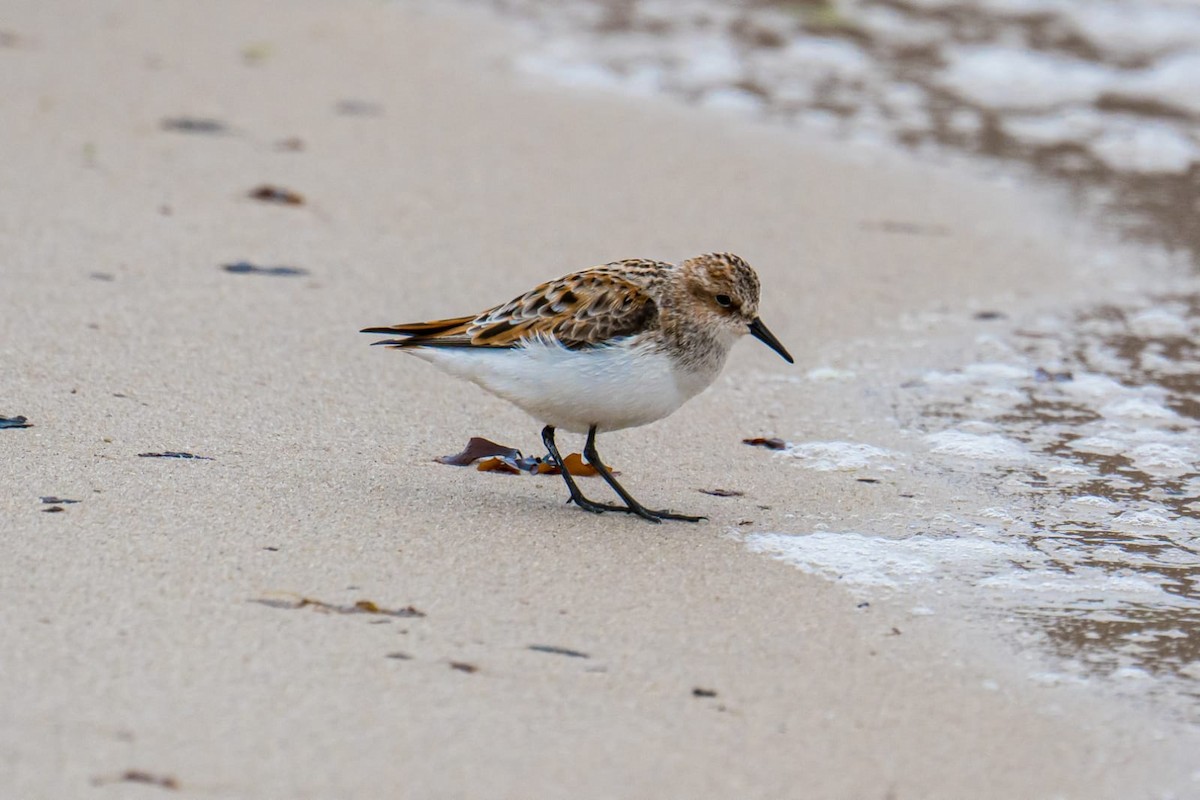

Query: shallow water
left=748, top=296, right=1200, bottom=715
left=433, top=0, right=1200, bottom=717
left=481, top=0, right=1200, bottom=263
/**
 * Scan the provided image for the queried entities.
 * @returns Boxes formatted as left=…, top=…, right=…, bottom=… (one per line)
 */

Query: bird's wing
left=361, top=261, right=665, bottom=350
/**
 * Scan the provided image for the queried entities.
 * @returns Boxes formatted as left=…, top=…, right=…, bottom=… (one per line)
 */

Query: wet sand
left=1, top=1, right=1198, bottom=797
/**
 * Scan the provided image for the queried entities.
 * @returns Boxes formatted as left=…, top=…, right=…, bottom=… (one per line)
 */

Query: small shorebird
left=361, top=253, right=793, bottom=522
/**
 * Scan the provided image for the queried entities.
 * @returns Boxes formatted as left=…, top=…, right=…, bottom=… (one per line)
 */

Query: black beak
left=748, top=318, right=794, bottom=364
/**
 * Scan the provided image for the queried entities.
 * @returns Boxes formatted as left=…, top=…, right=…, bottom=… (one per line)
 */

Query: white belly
left=409, top=338, right=724, bottom=433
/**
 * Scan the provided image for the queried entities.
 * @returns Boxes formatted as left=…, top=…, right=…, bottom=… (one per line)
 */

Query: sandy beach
left=2, top=1, right=1198, bottom=797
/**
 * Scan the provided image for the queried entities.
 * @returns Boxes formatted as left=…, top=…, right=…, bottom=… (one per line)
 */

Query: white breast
left=408, top=337, right=726, bottom=433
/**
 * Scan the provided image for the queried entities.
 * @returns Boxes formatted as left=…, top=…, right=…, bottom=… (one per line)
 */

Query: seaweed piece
left=248, top=185, right=304, bottom=205
left=438, top=437, right=600, bottom=476
left=160, top=117, right=228, bottom=134
left=437, top=437, right=521, bottom=466
left=222, top=261, right=309, bottom=277
left=742, top=437, right=786, bottom=450
left=251, top=595, right=426, bottom=618
left=449, top=661, right=478, bottom=673
left=138, top=451, right=213, bottom=460
left=699, top=488, right=744, bottom=497
left=0, top=415, right=31, bottom=429
left=476, top=456, right=524, bottom=474
left=692, top=687, right=718, bottom=698
left=528, top=644, right=589, bottom=659
left=559, top=452, right=599, bottom=476
left=90, top=770, right=179, bottom=790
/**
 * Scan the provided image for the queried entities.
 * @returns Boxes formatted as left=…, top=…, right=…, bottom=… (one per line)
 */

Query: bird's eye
left=715, top=294, right=733, bottom=308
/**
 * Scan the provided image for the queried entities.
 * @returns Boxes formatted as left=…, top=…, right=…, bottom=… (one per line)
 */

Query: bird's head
left=678, top=253, right=793, bottom=364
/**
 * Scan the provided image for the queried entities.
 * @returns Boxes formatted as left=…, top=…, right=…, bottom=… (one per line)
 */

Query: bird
left=361, top=252, right=793, bottom=523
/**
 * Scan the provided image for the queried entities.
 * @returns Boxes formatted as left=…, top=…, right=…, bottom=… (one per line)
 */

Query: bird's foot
left=568, top=495, right=705, bottom=524
left=644, top=509, right=706, bottom=523
left=567, top=495, right=631, bottom=515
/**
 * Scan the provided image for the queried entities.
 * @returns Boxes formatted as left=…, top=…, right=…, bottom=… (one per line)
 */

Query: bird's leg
left=584, top=426, right=706, bottom=523
left=541, top=425, right=630, bottom=516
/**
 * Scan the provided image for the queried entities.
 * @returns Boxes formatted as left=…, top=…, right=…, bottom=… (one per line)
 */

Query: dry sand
left=1, top=1, right=1197, bottom=797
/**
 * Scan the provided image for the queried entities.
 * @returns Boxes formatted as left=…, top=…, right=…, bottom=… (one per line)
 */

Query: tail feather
left=360, top=315, right=477, bottom=348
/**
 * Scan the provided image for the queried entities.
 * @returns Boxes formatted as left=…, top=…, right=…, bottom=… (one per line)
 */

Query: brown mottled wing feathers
left=362, top=260, right=667, bottom=350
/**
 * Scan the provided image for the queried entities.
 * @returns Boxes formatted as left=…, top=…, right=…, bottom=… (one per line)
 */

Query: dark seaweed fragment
left=160, top=116, right=228, bottom=134
left=437, top=437, right=521, bottom=466
left=248, top=185, right=304, bottom=205
left=90, top=770, right=179, bottom=790
left=742, top=437, right=786, bottom=450
left=699, top=488, right=744, bottom=497
left=138, top=451, right=213, bottom=460
left=528, top=644, right=589, bottom=659
left=222, top=261, right=309, bottom=277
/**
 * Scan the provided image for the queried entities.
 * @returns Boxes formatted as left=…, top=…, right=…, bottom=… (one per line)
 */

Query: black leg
left=583, top=426, right=706, bottom=523
left=541, top=425, right=630, bottom=516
